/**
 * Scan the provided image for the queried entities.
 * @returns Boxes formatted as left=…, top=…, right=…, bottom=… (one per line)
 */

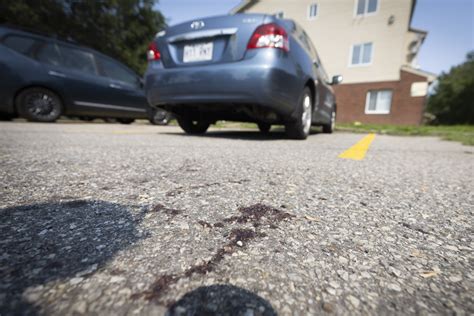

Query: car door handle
left=48, top=70, right=66, bottom=78
left=109, top=83, right=122, bottom=89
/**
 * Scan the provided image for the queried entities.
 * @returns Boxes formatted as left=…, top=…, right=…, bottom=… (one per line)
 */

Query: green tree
left=0, top=0, right=166, bottom=74
left=427, top=51, right=474, bottom=125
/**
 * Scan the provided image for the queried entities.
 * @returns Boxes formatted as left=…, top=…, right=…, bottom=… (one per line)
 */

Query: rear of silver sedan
left=145, top=14, right=308, bottom=137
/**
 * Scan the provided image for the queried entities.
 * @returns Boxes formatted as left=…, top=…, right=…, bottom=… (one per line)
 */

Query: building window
left=275, top=11, right=284, bottom=18
left=308, top=3, right=318, bottom=20
left=365, top=90, right=392, bottom=114
left=351, top=42, right=373, bottom=65
left=356, top=0, right=378, bottom=16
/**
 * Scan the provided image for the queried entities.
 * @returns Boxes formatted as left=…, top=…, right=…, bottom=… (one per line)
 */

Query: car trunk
left=154, top=14, right=267, bottom=68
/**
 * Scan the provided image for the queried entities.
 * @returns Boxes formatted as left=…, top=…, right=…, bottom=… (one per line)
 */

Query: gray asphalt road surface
left=0, top=122, right=473, bottom=315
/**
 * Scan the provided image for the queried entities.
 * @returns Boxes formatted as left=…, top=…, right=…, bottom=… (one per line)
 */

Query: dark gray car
left=145, top=14, right=342, bottom=139
left=0, top=25, right=169, bottom=124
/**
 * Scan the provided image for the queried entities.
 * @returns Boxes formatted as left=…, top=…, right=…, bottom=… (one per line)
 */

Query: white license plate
left=183, top=42, right=213, bottom=63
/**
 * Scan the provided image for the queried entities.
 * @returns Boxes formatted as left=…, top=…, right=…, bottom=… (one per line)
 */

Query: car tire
left=285, top=87, right=312, bottom=140
left=257, top=122, right=271, bottom=134
left=322, top=108, right=336, bottom=134
left=177, top=117, right=210, bottom=134
left=0, top=113, right=14, bottom=121
left=149, top=108, right=172, bottom=125
left=117, top=118, right=135, bottom=124
left=16, top=87, right=63, bottom=122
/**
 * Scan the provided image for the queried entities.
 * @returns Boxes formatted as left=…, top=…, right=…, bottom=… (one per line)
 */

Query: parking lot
left=1, top=121, right=473, bottom=315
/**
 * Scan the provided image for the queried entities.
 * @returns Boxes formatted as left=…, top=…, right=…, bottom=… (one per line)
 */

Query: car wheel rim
left=302, top=95, right=312, bottom=135
left=25, top=93, right=59, bottom=119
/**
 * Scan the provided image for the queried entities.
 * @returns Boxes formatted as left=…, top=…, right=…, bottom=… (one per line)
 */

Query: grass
left=335, top=123, right=474, bottom=146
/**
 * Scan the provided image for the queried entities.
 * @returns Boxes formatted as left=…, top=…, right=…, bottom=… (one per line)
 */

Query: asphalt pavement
left=0, top=122, right=473, bottom=315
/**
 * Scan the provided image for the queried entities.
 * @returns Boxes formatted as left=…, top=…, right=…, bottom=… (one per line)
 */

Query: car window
left=2, top=35, right=39, bottom=56
left=97, top=56, right=137, bottom=86
left=58, top=45, right=98, bottom=75
left=302, top=31, right=315, bottom=56
left=298, top=32, right=312, bottom=55
left=36, top=43, right=62, bottom=67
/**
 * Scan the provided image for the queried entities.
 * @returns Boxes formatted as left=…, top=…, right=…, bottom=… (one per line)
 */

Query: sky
left=155, top=0, right=474, bottom=75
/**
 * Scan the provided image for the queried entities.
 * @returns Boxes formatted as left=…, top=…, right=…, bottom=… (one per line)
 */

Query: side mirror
left=331, top=75, right=343, bottom=85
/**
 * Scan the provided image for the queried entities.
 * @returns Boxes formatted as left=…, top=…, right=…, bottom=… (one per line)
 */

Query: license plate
left=183, top=42, right=213, bottom=63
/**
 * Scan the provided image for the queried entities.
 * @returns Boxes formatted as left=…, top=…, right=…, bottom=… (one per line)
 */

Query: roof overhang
left=401, top=66, right=437, bottom=82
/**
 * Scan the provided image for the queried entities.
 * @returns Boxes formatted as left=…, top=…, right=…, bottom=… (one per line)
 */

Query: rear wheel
left=322, top=108, right=336, bottom=134
left=16, top=87, right=62, bottom=122
left=257, top=122, right=271, bottom=134
left=285, top=87, right=312, bottom=140
left=177, top=117, right=210, bottom=134
left=117, top=118, right=135, bottom=124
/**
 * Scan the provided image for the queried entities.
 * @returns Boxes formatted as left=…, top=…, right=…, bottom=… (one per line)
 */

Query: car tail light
left=247, top=23, right=289, bottom=52
left=147, top=42, right=161, bottom=61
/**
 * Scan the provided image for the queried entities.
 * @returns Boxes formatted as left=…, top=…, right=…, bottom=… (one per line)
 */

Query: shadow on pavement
left=166, top=284, right=277, bottom=316
left=163, top=128, right=321, bottom=141
left=0, top=200, right=145, bottom=315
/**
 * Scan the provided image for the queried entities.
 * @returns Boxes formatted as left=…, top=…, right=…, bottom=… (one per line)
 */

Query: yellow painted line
left=338, top=133, right=376, bottom=161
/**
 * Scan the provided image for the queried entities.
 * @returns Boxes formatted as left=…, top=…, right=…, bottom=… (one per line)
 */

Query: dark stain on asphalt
left=229, top=228, right=264, bottom=242
left=151, top=203, right=184, bottom=218
left=223, top=204, right=295, bottom=227
left=132, top=203, right=294, bottom=304
left=212, top=222, right=225, bottom=228
left=197, top=220, right=213, bottom=228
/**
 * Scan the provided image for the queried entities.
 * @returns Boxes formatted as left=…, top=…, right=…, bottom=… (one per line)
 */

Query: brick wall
left=333, top=70, right=429, bottom=126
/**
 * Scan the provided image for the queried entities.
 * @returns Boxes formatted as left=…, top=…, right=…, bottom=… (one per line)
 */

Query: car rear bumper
left=144, top=51, right=303, bottom=120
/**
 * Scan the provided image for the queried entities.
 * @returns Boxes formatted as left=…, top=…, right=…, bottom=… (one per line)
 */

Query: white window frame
left=308, top=3, right=318, bottom=20
left=354, top=0, right=378, bottom=17
left=365, top=90, right=392, bottom=114
left=349, top=42, right=374, bottom=67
